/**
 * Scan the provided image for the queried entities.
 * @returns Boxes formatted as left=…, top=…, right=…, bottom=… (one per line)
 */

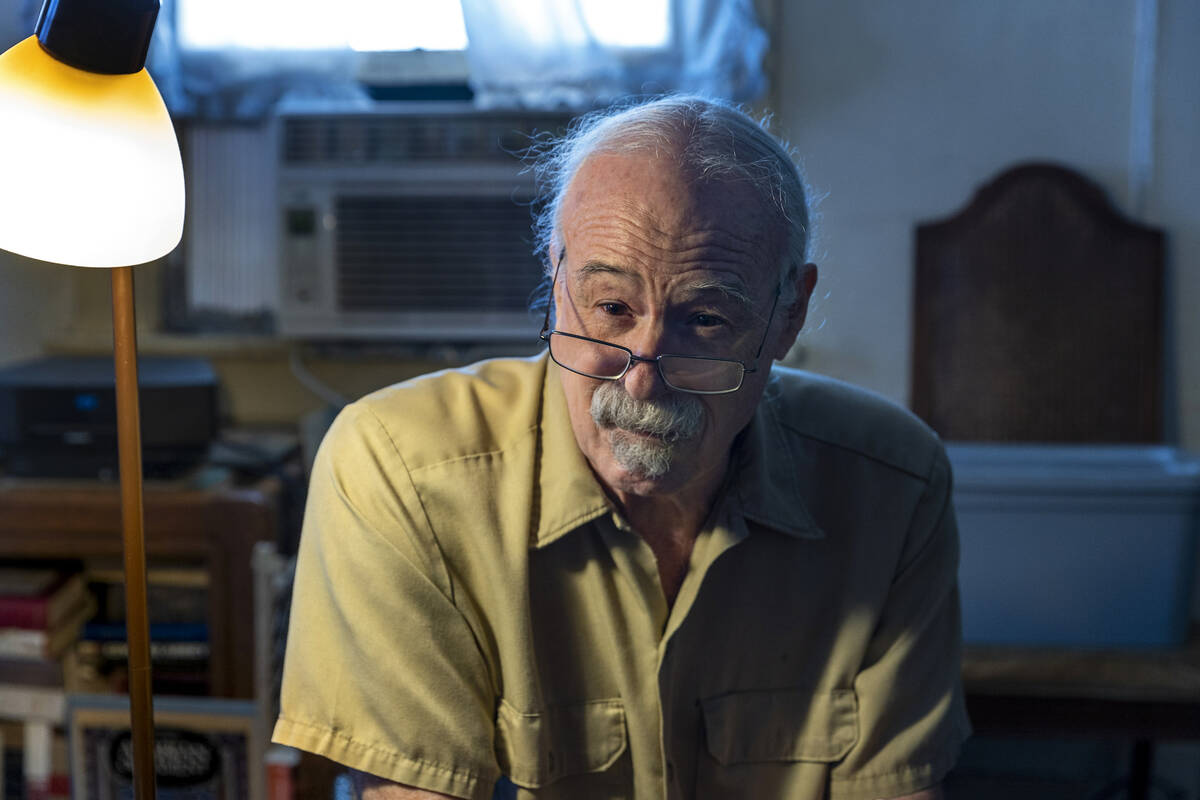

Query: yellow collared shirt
left=273, top=354, right=970, bottom=799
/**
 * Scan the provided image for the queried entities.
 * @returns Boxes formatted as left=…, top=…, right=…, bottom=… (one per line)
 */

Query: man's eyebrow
left=682, top=277, right=755, bottom=312
left=578, top=261, right=638, bottom=280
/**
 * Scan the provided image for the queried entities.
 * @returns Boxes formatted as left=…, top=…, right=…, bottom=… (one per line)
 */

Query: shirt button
left=666, top=760, right=675, bottom=782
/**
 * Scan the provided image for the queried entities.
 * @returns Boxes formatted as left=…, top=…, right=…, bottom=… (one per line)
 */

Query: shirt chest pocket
left=701, top=688, right=859, bottom=765
left=495, top=698, right=628, bottom=788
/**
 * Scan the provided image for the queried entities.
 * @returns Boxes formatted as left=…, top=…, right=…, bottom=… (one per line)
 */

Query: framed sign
left=67, top=694, right=264, bottom=800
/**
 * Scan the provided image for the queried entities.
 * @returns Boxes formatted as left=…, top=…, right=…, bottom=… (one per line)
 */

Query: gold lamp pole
left=0, top=2, right=185, bottom=798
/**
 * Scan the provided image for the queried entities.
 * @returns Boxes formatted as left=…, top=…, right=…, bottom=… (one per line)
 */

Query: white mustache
left=590, top=382, right=703, bottom=442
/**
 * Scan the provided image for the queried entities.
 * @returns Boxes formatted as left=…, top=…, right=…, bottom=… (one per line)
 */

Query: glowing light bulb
left=0, top=36, right=184, bottom=268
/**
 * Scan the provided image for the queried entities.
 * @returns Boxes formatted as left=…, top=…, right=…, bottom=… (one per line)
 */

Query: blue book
left=82, top=622, right=208, bottom=642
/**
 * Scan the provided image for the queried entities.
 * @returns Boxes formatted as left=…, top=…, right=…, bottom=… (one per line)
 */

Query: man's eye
left=691, top=313, right=728, bottom=328
left=599, top=302, right=627, bottom=316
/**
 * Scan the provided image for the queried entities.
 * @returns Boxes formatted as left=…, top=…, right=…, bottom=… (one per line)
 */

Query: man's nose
left=621, top=355, right=666, bottom=401
left=621, top=323, right=672, bottom=400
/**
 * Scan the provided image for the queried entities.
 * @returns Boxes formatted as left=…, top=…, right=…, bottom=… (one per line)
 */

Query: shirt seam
left=534, top=503, right=612, bottom=547
left=322, top=456, right=496, bottom=694
left=765, top=395, right=800, bottom=486
left=828, top=761, right=938, bottom=783
left=356, top=402, right=502, bottom=697
left=358, top=402, right=458, bottom=602
left=827, top=738, right=964, bottom=784
left=498, top=696, right=624, bottom=717
left=780, top=424, right=935, bottom=482
left=404, top=423, right=540, bottom=476
left=739, top=395, right=824, bottom=538
left=826, top=711, right=969, bottom=795
left=892, top=451, right=953, bottom=583
left=276, top=714, right=493, bottom=786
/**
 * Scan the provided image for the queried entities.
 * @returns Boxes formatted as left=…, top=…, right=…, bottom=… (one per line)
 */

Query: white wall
left=0, top=11, right=73, bottom=365
left=1152, top=0, right=1200, bottom=446
left=0, top=251, right=73, bottom=365
left=770, top=0, right=1200, bottom=448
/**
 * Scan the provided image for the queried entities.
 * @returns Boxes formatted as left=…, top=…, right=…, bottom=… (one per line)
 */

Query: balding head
left=541, top=104, right=818, bottom=505
left=531, top=95, right=813, bottom=303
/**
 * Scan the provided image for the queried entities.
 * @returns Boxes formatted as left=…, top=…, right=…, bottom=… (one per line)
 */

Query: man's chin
left=605, top=467, right=678, bottom=497
left=604, top=430, right=688, bottom=493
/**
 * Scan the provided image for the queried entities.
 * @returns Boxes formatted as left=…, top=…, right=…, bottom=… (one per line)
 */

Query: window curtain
left=0, top=0, right=365, bottom=120
left=458, top=0, right=768, bottom=108
left=3, top=0, right=766, bottom=118
left=152, top=0, right=365, bottom=121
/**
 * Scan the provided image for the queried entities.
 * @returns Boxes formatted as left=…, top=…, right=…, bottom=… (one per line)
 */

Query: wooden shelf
left=963, top=631, right=1200, bottom=739
left=0, top=473, right=281, bottom=699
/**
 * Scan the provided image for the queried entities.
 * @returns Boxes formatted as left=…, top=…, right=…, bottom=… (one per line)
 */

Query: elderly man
left=273, top=96, right=970, bottom=800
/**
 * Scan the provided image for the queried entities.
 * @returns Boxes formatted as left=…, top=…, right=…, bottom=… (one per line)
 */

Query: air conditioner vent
left=335, top=196, right=544, bottom=312
left=276, top=105, right=573, bottom=342
left=283, top=113, right=570, bottom=165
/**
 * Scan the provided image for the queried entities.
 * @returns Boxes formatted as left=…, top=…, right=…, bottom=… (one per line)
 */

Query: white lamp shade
left=0, top=36, right=184, bottom=269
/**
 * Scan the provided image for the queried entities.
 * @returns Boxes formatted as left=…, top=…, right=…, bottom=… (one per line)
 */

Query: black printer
left=0, top=356, right=219, bottom=479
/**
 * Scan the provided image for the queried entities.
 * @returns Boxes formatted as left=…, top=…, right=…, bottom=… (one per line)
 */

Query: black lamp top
left=35, top=0, right=161, bottom=75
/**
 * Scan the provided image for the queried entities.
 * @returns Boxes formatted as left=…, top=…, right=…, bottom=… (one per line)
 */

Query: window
left=164, top=0, right=765, bottom=333
left=177, top=0, right=670, bottom=53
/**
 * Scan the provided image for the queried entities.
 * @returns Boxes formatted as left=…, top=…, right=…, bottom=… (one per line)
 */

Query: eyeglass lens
left=548, top=333, right=744, bottom=393
left=548, top=333, right=629, bottom=379
left=659, top=355, right=743, bottom=391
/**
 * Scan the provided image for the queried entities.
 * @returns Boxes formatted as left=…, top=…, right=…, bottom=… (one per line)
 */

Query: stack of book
left=0, top=567, right=97, bottom=712
left=0, top=566, right=97, bottom=800
left=79, top=562, right=212, bottom=696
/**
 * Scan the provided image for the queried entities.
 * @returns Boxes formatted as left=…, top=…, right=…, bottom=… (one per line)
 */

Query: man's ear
left=770, top=262, right=818, bottom=361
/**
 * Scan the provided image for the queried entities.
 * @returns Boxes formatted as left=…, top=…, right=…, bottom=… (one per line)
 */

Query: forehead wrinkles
left=566, top=197, right=777, bottom=273
left=558, top=152, right=787, bottom=290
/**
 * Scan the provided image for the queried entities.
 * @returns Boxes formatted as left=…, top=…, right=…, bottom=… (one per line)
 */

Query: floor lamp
left=0, top=1, right=185, bottom=798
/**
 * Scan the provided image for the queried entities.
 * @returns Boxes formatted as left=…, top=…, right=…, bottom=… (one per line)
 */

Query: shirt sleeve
left=828, top=447, right=972, bottom=800
left=272, top=403, right=501, bottom=800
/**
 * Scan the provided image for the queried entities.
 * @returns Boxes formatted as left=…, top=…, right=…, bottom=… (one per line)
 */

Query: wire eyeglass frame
left=538, top=251, right=781, bottom=395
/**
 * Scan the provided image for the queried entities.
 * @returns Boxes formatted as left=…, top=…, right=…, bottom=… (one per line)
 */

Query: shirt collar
left=532, top=359, right=824, bottom=549
left=731, top=375, right=825, bottom=540
left=533, top=356, right=613, bottom=548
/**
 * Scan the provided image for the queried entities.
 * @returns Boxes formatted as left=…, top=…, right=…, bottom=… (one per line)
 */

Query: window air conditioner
left=275, top=103, right=573, bottom=341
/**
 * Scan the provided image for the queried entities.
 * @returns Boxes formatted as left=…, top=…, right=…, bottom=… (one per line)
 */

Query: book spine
left=0, top=656, right=64, bottom=687
left=0, top=574, right=85, bottom=631
left=82, top=622, right=208, bottom=642
left=23, top=720, right=52, bottom=800
left=97, top=640, right=210, bottom=661
left=0, top=628, right=49, bottom=659
left=0, top=598, right=48, bottom=630
left=0, top=684, right=65, bottom=722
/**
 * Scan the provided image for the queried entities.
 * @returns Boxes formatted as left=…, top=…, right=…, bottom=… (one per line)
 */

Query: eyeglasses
left=538, top=252, right=780, bottom=395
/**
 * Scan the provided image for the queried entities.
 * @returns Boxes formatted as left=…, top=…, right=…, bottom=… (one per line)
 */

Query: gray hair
left=528, top=94, right=813, bottom=305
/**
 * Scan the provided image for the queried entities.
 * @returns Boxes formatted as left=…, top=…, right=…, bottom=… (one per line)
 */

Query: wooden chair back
left=911, top=163, right=1164, bottom=442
